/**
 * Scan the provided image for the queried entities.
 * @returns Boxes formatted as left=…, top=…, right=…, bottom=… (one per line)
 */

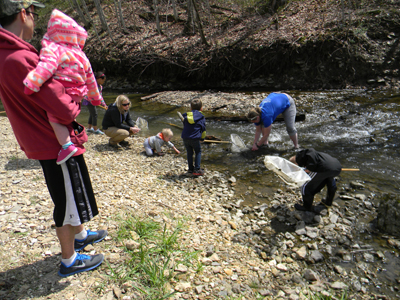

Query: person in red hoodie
left=0, top=0, right=107, bottom=277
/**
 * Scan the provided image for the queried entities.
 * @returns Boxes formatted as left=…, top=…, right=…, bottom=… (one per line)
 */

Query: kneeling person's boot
left=295, top=195, right=314, bottom=212
left=322, top=187, right=337, bottom=207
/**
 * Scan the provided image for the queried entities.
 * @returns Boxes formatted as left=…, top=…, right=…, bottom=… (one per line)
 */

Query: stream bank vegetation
left=111, top=215, right=197, bottom=299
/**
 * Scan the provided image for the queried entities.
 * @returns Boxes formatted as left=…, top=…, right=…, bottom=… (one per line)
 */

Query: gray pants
left=87, top=104, right=98, bottom=126
left=143, top=138, right=154, bottom=156
left=282, top=94, right=297, bottom=136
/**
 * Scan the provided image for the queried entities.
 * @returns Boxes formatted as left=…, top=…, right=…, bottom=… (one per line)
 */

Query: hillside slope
left=33, top=0, right=400, bottom=91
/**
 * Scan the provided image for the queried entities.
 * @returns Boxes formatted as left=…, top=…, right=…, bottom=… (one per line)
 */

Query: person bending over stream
left=290, top=148, right=342, bottom=212
left=247, top=92, right=299, bottom=150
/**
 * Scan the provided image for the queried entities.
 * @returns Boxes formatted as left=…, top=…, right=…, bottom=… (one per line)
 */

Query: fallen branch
left=140, top=92, right=165, bottom=101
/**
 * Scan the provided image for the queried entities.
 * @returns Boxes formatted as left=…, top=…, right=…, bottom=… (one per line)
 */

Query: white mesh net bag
left=264, top=155, right=311, bottom=187
left=136, top=117, right=148, bottom=130
left=230, top=134, right=248, bottom=153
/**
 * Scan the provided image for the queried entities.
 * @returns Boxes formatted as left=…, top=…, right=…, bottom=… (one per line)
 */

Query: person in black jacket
left=102, top=95, right=140, bottom=148
left=181, top=99, right=206, bottom=176
left=290, top=148, right=342, bottom=212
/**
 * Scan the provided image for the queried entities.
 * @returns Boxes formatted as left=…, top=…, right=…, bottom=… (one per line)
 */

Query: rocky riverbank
left=0, top=115, right=399, bottom=300
left=139, top=90, right=306, bottom=117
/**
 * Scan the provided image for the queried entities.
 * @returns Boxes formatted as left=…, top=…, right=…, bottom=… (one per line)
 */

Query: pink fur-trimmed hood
left=45, top=9, right=87, bottom=50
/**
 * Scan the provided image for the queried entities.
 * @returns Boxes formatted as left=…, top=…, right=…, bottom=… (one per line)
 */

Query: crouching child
left=144, top=128, right=180, bottom=156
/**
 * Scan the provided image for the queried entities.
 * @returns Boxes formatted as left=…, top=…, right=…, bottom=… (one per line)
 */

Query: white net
left=264, top=155, right=311, bottom=187
left=136, top=117, right=148, bottom=130
left=230, top=134, right=248, bottom=152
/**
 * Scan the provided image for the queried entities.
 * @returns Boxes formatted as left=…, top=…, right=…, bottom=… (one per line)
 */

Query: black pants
left=40, top=155, right=98, bottom=227
left=301, top=170, right=340, bottom=209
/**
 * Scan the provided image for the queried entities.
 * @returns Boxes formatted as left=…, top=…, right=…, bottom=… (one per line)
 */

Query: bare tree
left=153, top=0, right=162, bottom=34
left=69, top=0, right=89, bottom=27
left=192, top=0, right=208, bottom=46
left=113, top=0, right=121, bottom=29
left=93, top=0, right=115, bottom=42
left=81, top=0, right=104, bottom=47
left=183, top=0, right=194, bottom=35
left=93, top=0, right=108, bottom=31
left=171, top=0, right=178, bottom=21
left=114, top=0, right=128, bottom=33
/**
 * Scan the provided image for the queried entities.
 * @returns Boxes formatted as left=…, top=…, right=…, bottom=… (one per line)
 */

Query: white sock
left=62, top=252, right=77, bottom=266
left=75, top=229, right=88, bottom=240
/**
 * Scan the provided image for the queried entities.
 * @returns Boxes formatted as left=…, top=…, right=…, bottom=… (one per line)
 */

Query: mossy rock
left=376, top=193, right=400, bottom=237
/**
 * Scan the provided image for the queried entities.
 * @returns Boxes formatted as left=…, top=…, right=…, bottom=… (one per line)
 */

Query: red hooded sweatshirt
left=0, top=28, right=86, bottom=160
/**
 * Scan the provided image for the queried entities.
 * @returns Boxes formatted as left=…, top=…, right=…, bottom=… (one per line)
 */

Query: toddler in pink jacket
left=23, top=9, right=102, bottom=164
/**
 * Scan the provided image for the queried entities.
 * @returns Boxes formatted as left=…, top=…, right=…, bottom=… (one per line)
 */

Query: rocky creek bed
left=1, top=91, right=400, bottom=299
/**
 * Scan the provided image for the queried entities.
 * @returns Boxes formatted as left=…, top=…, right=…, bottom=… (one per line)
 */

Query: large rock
left=376, top=193, right=400, bottom=237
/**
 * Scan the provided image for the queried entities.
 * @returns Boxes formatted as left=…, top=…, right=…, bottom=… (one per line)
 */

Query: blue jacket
left=181, top=110, right=206, bottom=140
left=255, top=93, right=290, bottom=128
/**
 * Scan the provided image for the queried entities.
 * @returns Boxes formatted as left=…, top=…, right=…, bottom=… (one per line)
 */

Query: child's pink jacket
left=23, top=9, right=102, bottom=106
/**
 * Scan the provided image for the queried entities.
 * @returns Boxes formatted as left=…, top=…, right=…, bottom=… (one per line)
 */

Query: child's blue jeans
left=183, top=139, right=201, bottom=171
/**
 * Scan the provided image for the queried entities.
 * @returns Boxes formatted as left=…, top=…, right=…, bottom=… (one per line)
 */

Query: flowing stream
left=77, top=89, right=400, bottom=200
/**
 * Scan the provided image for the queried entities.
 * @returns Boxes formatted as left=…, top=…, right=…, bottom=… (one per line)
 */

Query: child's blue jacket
left=181, top=110, right=206, bottom=140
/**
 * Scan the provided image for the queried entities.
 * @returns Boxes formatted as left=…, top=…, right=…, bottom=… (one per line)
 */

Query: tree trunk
left=191, top=0, right=209, bottom=46
left=183, top=0, right=194, bottom=35
left=113, top=0, right=121, bottom=29
left=153, top=0, right=162, bottom=35
left=93, top=0, right=115, bottom=42
left=171, top=0, right=178, bottom=21
left=69, top=0, right=89, bottom=27
left=80, top=0, right=104, bottom=47
left=114, top=0, right=128, bottom=33
left=93, top=0, right=108, bottom=31
left=341, top=0, right=345, bottom=25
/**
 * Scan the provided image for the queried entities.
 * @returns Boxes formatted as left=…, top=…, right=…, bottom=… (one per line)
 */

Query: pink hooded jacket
left=0, top=28, right=86, bottom=160
left=23, top=9, right=102, bottom=107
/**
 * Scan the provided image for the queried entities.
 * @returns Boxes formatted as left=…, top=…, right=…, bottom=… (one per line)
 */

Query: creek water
left=77, top=89, right=400, bottom=297
left=77, top=89, right=400, bottom=200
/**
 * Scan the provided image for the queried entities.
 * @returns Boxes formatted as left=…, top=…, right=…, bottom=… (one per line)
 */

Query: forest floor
left=33, top=0, right=400, bottom=91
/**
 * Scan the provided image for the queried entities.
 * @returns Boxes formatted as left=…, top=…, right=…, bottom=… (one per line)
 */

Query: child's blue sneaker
left=74, top=229, right=108, bottom=251
left=58, top=253, right=104, bottom=277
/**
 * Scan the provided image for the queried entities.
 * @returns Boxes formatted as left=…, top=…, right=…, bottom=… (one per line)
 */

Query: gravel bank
left=0, top=116, right=269, bottom=299
left=1, top=105, right=397, bottom=300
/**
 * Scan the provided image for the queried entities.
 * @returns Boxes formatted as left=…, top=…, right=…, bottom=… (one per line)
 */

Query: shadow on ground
left=0, top=255, right=70, bottom=299
left=4, top=158, right=41, bottom=171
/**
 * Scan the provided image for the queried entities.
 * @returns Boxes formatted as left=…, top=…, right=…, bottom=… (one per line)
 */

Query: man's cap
left=0, top=0, right=45, bottom=19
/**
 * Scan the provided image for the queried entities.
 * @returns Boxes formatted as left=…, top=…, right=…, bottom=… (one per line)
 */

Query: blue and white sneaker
left=94, top=129, right=104, bottom=135
left=74, top=229, right=108, bottom=251
left=58, top=253, right=104, bottom=277
left=86, top=128, right=95, bottom=133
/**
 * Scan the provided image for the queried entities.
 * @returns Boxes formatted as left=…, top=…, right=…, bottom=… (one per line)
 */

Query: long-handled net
left=136, top=117, right=148, bottom=130
left=230, top=134, right=248, bottom=152
left=264, top=155, right=311, bottom=187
